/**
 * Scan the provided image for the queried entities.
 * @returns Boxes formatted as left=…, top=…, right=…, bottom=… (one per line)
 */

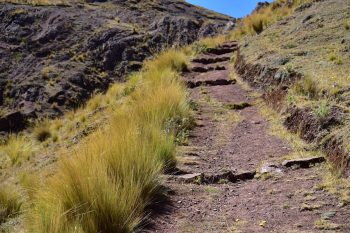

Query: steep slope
left=0, top=0, right=234, bottom=132
left=235, top=0, right=350, bottom=175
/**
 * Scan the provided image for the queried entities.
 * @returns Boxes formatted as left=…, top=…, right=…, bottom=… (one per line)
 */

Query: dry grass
left=33, top=124, right=52, bottom=142
left=0, top=0, right=82, bottom=6
left=292, top=76, right=320, bottom=100
left=229, top=0, right=311, bottom=40
left=27, top=49, right=191, bottom=233
left=18, top=172, right=41, bottom=201
left=1, top=134, right=36, bottom=166
left=192, top=35, right=227, bottom=55
left=0, top=185, right=22, bottom=224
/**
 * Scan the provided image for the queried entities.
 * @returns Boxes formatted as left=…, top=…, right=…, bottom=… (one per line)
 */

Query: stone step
left=191, top=56, right=230, bottom=65
left=170, top=170, right=256, bottom=184
left=187, top=78, right=236, bottom=88
left=191, top=65, right=226, bottom=73
left=206, top=47, right=237, bottom=55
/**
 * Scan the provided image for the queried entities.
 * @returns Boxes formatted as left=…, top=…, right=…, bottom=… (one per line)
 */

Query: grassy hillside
left=235, top=0, right=350, bottom=172
left=0, top=46, right=196, bottom=232
left=1, top=0, right=349, bottom=232
left=27, top=50, right=192, bottom=232
left=0, top=0, right=233, bottom=127
left=0, top=1, right=311, bottom=232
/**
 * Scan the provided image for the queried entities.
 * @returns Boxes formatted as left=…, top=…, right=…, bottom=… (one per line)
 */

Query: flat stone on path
left=173, top=173, right=203, bottom=183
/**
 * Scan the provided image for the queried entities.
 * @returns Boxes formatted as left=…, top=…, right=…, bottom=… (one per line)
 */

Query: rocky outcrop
left=0, top=0, right=235, bottom=131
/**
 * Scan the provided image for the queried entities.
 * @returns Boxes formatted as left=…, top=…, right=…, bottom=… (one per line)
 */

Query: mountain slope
left=235, top=0, right=350, bottom=175
left=0, top=0, right=234, bottom=132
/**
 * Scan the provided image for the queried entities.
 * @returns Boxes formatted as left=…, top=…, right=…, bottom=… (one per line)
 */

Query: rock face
left=0, top=0, right=235, bottom=131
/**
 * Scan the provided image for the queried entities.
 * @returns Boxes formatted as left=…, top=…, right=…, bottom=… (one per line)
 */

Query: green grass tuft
left=293, top=76, right=320, bottom=100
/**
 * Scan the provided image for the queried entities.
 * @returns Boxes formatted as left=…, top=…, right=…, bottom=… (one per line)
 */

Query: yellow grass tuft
left=0, top=185, right=22, bottom=224
left=229, top=0, right=311, bottom=39
left=1, top=134, right=36, bottom=166
left=27, top=49, right=191, bottom=233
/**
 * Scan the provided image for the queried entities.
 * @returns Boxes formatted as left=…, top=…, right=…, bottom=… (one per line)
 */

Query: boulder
left=0, top=111, right=27, bottom=132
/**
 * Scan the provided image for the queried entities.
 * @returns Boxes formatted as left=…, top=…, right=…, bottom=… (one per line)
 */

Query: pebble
left=321, top=211, right=336, bottom=220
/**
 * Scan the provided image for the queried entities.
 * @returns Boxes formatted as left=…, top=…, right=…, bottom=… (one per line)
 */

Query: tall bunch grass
left=0, top=185, right=22, bottom=224
left=28, top=49, right=190, bottom=233
left=1, top=134, right=35, bottom=166
left=230, top=0, right=311, bottom=39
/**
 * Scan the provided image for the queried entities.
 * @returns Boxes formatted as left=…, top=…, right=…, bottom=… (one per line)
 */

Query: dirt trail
left=146, top=43, right=350, bottom=232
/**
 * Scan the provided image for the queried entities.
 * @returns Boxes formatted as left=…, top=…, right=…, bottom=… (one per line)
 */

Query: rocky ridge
left=0, top=0, right=235, bottom=132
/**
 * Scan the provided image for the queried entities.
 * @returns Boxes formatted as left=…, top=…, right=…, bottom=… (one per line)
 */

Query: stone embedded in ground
left=204, top=171, right=235, bottom=183
left=282, top=156, right=325, bottom=168
left=206, top=47, right=236, bottom=55
left=321, top=211, right=336, bottom=220
left=259, top=163, right=283, bottom=174
left=234, top=170, right=256, bottom=181
left=191, top=65, right=226, bottom=73
left=173, top=173, right=203, bottom=183
left=226, top=102, right=251, bottom=110
left=191, top=66, right=213, bottom=73
left=192, top=56, right=230, bottom=64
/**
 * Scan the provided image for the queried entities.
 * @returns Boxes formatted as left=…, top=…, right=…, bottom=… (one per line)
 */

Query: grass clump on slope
left=230, top=0, right=312, bottom=39
left=0, top=185, right=22, bottom=224
left=28, top=49, right=191, bottom=233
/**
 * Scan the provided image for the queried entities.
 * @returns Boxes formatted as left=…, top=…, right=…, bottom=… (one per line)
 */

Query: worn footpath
left=145, top=42, right=350, bottom=233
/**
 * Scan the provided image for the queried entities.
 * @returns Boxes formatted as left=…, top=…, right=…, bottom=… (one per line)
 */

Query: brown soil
left=145, top=43, right=350, bottom=232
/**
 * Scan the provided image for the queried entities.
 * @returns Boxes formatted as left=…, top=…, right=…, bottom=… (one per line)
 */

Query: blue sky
left=187, top=0, right=274, bottom=18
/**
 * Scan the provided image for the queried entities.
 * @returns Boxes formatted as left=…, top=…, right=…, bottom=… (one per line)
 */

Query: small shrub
left=72, top=53, right=87, bottom=62
left=313, top=102, right=330, bottom=119
left=34, top=125, right=51, bottom=142
left=314, top=219, right=341, bottom=230
left=262, top=88, right=287, bottom=110
left=329, top=53, right=343, bottom=65
left=41, top=66, right=56, bottom=80
left=10, top=8, right=27, bottom=17
left=226, top=102, right=251, bottom=110
left=0, top=185, right=22, bottom=224
left=251, top=17, right=264, bottom=34
left=293, top=76, right=319, bottom=99
left=192, top=42, right=208, bottom=54
left=287, top=94, right=296, bottom=105
left=345, top=21, right=350, bottom=30
left=51, top=134, right=59, bottom=142
left=146, top=49, right=189, bottom=72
